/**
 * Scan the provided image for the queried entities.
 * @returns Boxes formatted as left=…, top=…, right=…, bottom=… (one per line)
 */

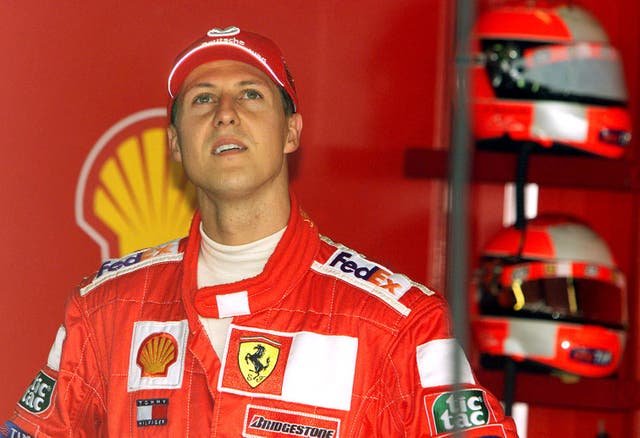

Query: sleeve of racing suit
left=377, top=293, right=519, bottom=437
left=3, top=290, right=106, bottom=437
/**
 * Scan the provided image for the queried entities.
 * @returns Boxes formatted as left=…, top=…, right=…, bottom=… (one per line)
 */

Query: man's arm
left=3, top=292, right=106, bottom=437
left=379, top=295, right=519, bottom=437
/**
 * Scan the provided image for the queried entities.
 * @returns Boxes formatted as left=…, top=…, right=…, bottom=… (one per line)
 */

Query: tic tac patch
left=219, top=325, right=357, bottom=411
left=0, top=421, right=33, bottom=437
left=243, top=405, right=340, bottom=438
left=136, top=398, right=169, bottom=427
left=127, top=320, right=188, bottom=391
left=424, top=389, right=495, bottom=436
left=18, top=371, right=56, bottom=414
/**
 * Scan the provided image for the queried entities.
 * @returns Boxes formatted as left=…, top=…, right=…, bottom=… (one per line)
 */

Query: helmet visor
left=481, top=261, right=627, bottom=329
left=483, top=40, right=628, bottom=105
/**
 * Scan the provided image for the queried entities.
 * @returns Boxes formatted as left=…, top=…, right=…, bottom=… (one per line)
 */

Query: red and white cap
left=167, top=26, right=298, bottom=112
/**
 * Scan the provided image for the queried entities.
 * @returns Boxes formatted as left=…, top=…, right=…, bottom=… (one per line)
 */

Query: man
left=3, top=26, right=518, bottom=437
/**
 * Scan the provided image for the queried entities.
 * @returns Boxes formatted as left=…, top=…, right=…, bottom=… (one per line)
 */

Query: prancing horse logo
left=246, top=344, right=270, bottom=375
left=238, top=337, right=281, bottom=388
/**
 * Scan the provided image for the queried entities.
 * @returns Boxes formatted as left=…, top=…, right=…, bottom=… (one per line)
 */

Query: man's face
left=167, top=60, right=302, bottom=201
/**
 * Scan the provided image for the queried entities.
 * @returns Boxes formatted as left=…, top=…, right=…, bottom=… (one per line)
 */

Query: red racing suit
left=6, top=196, right=518, bottom=437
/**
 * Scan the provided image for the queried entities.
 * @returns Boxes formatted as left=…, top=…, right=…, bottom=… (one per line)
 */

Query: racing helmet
left=471, top=3, right=632, bottom=158
left=472, top=215, right=627, bottom=377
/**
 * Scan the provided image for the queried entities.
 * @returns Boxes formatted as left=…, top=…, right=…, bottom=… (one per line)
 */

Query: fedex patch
left=243, top=405, right=339, bottom=438
left=81, top=240, right=182, bottom=295
left=322, top=249, right=411, bottom=299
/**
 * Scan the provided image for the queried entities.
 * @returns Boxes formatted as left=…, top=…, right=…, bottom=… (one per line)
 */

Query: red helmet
left=471, top=4, right=632, bottom=158
left=472, top=216, right=627, bottom=377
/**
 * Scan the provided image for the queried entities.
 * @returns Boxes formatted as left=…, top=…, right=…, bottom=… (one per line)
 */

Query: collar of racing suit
left=180, top=192, right=321, bottom=320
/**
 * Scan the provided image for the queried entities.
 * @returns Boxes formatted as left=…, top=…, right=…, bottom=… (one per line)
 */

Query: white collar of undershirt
left=197, top=222, right=286, bottom=288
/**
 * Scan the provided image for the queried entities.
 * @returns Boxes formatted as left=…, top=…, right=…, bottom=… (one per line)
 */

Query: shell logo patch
left=137, top=333, right=178, bottom=377
left=238, top=336, right=281, bottom=388
left=128, top=320, right=188, bottom=391
left=75, top=108, right=196, bottom=261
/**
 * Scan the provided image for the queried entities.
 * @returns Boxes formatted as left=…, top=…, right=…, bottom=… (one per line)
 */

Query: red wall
left=0, top=0, right=450, bottom=421
left=2, top=1, right=639, bottom=436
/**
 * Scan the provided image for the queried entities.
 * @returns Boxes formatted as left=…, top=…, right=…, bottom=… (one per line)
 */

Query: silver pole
left=447, top=0, right=476, bottom=436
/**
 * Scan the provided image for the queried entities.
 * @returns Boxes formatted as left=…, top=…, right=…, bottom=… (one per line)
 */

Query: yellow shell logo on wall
left=76, top=109, right=196, bottom=260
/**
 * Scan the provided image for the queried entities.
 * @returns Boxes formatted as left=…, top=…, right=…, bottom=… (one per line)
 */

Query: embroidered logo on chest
left=127, top=320, right=189, bottom=391
left=223, top=328, right=292, bottom=395
left=137, top=333, right=178, bottom=377
left=239, top=336, right=282, bottom=388
left=136, top=398, right=169, bottom=427
left=219, top=325, right=358, bottom=411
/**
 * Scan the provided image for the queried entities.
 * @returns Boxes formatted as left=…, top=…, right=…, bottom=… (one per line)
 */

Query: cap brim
left=168, top=42, right=286, bottom=98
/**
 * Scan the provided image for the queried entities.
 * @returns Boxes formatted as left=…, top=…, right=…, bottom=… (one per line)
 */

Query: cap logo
left=207, top=26, right=240, bottom=37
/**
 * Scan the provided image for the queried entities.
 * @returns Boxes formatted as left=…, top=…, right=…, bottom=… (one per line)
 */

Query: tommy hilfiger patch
left=136, top=398, right=169, bottom=427
left=243, top=405, right=340, bottom=438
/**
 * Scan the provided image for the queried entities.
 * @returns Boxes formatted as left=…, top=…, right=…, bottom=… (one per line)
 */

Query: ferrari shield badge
left=238, top=336, right=281, bottom=388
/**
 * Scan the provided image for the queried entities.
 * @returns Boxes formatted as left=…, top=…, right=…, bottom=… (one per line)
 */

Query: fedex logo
left=97, top=242, right=177, bottom=278
left=81, top=240, right=182, bottom=296
left=97, top=251, right=146, bottom=278
left=326, top=250, right=411, bottom=298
